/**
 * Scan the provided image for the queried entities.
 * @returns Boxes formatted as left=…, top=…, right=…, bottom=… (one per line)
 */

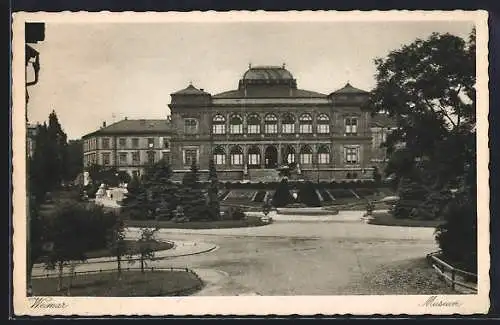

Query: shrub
left=253, top=190, right=267, bottom=203
left=393, top=177, right=427, bottom=219
left=272, top=178, right=294, bottom=207
left=226, top=207, right=246, bottom=220
left=297, top=181, right=321, bottom=207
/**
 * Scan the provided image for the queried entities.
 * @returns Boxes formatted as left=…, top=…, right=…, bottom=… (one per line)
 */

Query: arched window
left=247, top=146, right=261, bottom=166
left=230, top=114, right=243, bottom=134
left=230, top=145, right=244, bottom=165
left=299, top=145, right=313, bottom=165
left=299, top=113, right=313, bottom=134
left=212, top=114, right=226, bottom=135
left=264, top=114, right=278, bottom=134
left=247, top=114, right=261, bottom=134
left=281, top=113, right=295, bottom=134
left=283, top=145, right=296, bottom=164
left=213, top=146, right=226, bottom=165
left=317, top=114, right=330, bottom=134
left=317, top=145, right=330, bottom=164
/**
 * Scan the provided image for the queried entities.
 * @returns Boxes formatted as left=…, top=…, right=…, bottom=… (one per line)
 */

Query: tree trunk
left=57, top=262, right=64, bottom=292
left=141, top=256, right=144, bottom=273
left=117, top=255, right=122, bottom=279
left=67, top=264, right=75, bottom=296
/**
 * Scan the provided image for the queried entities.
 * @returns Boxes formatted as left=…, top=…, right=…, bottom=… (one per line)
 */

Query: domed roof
left=242, top=65, right=294, bottom=81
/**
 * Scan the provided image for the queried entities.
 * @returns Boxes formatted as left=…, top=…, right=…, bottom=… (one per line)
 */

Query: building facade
left=82, top=65, right=395, bottom=182
left=82, top=119, right=173, bottom=177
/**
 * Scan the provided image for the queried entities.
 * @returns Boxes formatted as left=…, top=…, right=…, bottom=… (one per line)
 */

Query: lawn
left=86, top=240, right=174, bottom=259
left=124, top=214, right=269, bottom=229
left=368, top=211, right=445, bottom=228
left=32, top=270, right=204, bottom=296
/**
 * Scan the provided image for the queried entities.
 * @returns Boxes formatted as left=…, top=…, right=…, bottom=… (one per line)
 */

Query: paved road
left=34, top=211, right=453, bottom=295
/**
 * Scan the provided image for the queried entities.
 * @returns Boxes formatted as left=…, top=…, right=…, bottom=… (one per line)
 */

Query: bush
left=393, top=178, right=427, bottom=219
left=297, top=181, right=321, bottom=207
left=272, top=179, right=294, bottom=207
left=253, top=190, right=267, bottom=203
left=226, top=207, right=246, bottom=220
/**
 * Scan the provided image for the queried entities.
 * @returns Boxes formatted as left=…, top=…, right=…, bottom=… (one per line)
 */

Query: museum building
left=82, top=65, right=394, bottom=182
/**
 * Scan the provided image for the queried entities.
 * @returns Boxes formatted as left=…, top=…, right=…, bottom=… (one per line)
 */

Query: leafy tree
left=45, top=203, right=90, bottom=292
left=297, top=181, right=321, bottom=207
left=65, top=139, right=83, bottom=184
left=106, top=215, right=127, bottom=278
left=207, top=159, right=221, bottom=220
left=180, top=161, right=207, bottom=221
left=129, top=227, right=160, bottom=273
left=272, top=178, right=294, bottom=207
left=367, top=29, right=477, bottom=267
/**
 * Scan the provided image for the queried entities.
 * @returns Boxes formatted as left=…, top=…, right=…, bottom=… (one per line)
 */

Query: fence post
left=451, top=268, right=456, bottom=291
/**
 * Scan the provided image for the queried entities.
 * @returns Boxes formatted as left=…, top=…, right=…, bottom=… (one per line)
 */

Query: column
left=277, top=143, right=282, bottom=166
left=260, top=144, right=265, bottom=168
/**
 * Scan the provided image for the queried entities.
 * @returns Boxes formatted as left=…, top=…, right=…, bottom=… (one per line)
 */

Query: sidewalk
left=245, top=210, right=366, bottom=222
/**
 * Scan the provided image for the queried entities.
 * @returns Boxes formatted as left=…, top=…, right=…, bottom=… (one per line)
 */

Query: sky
left=26, top=21, right=474, bottom=140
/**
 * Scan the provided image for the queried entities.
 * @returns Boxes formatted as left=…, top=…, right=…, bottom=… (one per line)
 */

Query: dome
left=242, top=66, right=294, bottom=81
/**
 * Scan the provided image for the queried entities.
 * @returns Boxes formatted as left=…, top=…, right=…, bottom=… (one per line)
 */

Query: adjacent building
left=82, top=65, right=396, bottom=182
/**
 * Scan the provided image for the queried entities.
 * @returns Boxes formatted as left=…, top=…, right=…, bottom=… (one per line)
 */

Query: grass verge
left=32, top=270, right=204, bottom=296
left=86, top=240, right=174, bottom=259
left=367, top=211, right=444, bottom=228
left=124, top=215, right=269, bottom=229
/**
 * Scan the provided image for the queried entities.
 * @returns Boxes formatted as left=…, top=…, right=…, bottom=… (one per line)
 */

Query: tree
left=106, top=215, right=127, bottom=278
left=142, top=159, right=179, bottom=220
left=129, top=227, right=160, bottom=273
left=367, top=29, right=476, bottom=266
left=180, top=161, right=207, bottom=220
left=297, top=181, right=322, bottom=207
left=272, top=178, right=294, bottom=207
left=45, top=203, right=90, bottom=292
left=65, top=139, right=83, bottom=184
left=46, top=110, right=69, bottom=189
left=207, top=159, right=221, bottom=220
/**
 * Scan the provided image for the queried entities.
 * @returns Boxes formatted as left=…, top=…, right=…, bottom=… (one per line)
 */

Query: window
left=132, top=151, right=140, bottom=164
left=132, top=138, right=139, bottom=148
left=102, top=153, right=111, bottom=165
left=212, top=114, right=226, bottom=134
left=147, top=151, right=156, bottom=164
left=345, top=147, right=359, bottom=164
left=264, top=114, right=278, bottom=134
left=248, top=146, right=261, bottom=166
left=213, top=146, right=226, bottom=165
left=317, top=114, right=330, bottom=134
left=247, top=114, right=261, bottom=134
left=162, top=137, right=170, bottom=149
left=184, top=148, right=198, bottom=166
left=283, top=145, right=296, bottom=164
left=101, top=138, right=110, bottom=149
left=317, top=145, right=330, bottom=164
left=299, top=114, right=313, bottom=134
left=230, top=146, right=243, bottom=165
left=281, top=113, right=295, bottom=134
left=345, top=117, right=358, bottom=135
left=147, top=138, right=155, bottom=148
left=162, top=152, right=171, bottom=164
left=119, top=152, right=128, bottom=165
left=184, top=119, right=198, bottom=134
left=229, top=114, right=243, bottom=134
left=119, top=138, right=126, bottom=148
left=299, top=145, right=313, bottom=165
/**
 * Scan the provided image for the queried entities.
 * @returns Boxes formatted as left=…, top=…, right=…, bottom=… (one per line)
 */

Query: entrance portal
left=264, top=146, right=278, bottom=168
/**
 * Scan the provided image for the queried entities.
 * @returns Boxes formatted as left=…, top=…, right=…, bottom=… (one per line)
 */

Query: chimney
left=102, top=121, right=106, bottom=128
left=200, top=88, right=204, bottom=92
left=124, top=116, right=128, bottom=120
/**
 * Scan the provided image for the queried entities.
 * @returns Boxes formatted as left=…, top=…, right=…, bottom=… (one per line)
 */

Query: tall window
left=119, top=152, right=128, bottom=165
left=147, top=151, right=156, bottom=164
left=345, top=117, right=358, bottom=135
left=118, top=138, right=126, bottom=148
left=299, top=145, right=313, bottom=164
left=184, top=148, right=198, bottom=166
left=132, top=138, right=139, bottom=148
left=162, top=137, right=170, bottom=149
left=247, top=114, right=261, bottom=134
left=230, top=146, right=244, bottom=165
left=101, top=138, right=110, bottom=149
left=264, top=114, right=278, bottom=134
left=213, top=146, right=226, bottom=165
left=132, top=151, right=140, bottom=164
left=147, top=138, right=155, bottom=148
left=162, top=152, right=171, bottom=164
left=317, top=114, right=330, bottom=134
left=345, top=147, right=359, bottom=164
left=102, top=152, right=111, bottom=165
left=299, top=113, right=313, bottom=134
left=212, top=114, right=226, bottom=134
left=184, top=119, right=198, bottom=134
left=248, top=146, right=261, bottom=166
left=281, top=113, right=295, bottom=134
left=317, top=145, right=330, bottom=164
left=229, top=114, right=243, bottom=134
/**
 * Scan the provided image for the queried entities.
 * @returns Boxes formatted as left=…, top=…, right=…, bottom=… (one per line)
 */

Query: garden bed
left=367, top=211, right=445, bottom=228
left=31, top=269, right=203, bottom=296
left=124, top=215, right=269, bottom=229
